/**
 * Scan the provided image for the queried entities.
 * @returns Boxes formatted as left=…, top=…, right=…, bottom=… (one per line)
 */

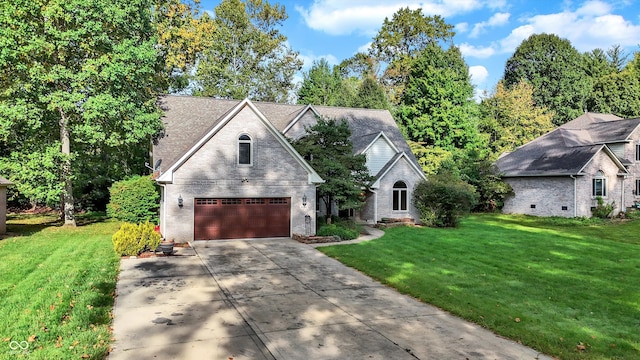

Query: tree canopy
left=480, top=80, right=555, bottom=157
left=195, top=0, right=302, bottom=102
left=0, top=0, right=164, bottom=224
left=291, top=118, right=373, bottom=223
left=503, top=33, right=590, bottom=125
left=297, top=59, right=344, bottom=106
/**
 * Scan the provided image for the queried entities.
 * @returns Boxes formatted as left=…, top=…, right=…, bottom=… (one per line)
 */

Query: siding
left=365, top=136, right=397, bottom=176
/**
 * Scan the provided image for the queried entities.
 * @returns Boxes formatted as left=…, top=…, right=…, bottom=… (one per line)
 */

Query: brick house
left=496, top=112, right=640, bottom=217
left=153, top=96, right=425, bottom=241
left=0, top=176, right=12, bottom=234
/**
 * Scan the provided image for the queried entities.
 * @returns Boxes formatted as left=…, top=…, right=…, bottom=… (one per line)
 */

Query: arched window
left=393, top=181, right=408, bottom=211
left=592, top=170, right=607, bottom=197
left=238, top=134, right=252, bottom=165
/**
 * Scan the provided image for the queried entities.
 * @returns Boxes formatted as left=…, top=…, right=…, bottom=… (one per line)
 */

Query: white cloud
left=469, top=12, right=510, bottom=38
left=357, top=42, right=372, bottom=54
left=459, top=43, right=496, bottom=58
left=456, top=22, right=469, bottom=33
left=295, top=0, right=486, bottom=36
left=299, top=53, right=340, bottom=71
left=498, top=1, right=640, bottom=53
left=469, top=65, right=489, bottom=85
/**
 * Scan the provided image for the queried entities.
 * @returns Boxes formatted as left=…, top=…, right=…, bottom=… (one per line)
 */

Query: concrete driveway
left=110, top=238, right=552, bottom=360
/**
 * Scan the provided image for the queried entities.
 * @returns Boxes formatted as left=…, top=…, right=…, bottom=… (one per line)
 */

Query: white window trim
left=238, top=133, right=253, bottom=166
left=392, top=180, right=408, bottom=212
left=592, top=171, right=607, bottom=198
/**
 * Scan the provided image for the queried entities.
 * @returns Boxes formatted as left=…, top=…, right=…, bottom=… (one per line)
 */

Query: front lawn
left=319, top=214, right=640, bottom=360
left=0, top=214, right=120, bottom=360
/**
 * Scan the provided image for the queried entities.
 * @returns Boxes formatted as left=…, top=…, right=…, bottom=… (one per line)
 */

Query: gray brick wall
left=160, top=106, right=317, bottom=241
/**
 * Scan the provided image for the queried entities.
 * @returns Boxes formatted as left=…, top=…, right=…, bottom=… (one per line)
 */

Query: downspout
left=159, top=183, right=166, bottom=236
left=371, top=189, right=378, bottom=224
left=621, top=175, right=626, bottom=215
left=570, top=175, right=577, bottom=217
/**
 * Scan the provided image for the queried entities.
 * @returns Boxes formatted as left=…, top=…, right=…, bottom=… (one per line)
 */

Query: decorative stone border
left=292, top=233, right=341, bottom=244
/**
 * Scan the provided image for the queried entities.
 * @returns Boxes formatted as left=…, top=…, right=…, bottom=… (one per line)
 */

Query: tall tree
left=153, top=0, right=215, bottom=91
left=369, top=7, right=454, bottom=103
left=586, top=52, right=640, bottom=118
left=195, top=0, right=302, bottom=102
left=352, top=76, right=389, bottom=110
left=291, top=118, right=373, bottom=223
left=480, top=80, right=555, bottom=157
left=297, top=59, right=344, bottom=106
left=337, top=52, right=378, bottom=80
left=0, top=0, right=163, bottom=225
left=396, top=44, right=482, bottom=158
left=503, top=33, right=590, bottom=125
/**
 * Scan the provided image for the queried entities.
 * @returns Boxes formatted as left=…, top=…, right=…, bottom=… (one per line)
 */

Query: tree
left=297, top=59, right=344, bottom=106
left=195, top=0, right=302, bottom=102
left=352, top=76, right=389, bottom=109
left=413, top=170, right=477, bottom=227
left=479, top=80, right=555, bottom=157
left=291, top=118, right=373, bottom=224
left=153, top=0, right=215, bottom=91
left=396, top=44, right=483, bottom=155
left=370, top=7, right=454, bottom=102
left=503, top=33, right=590, bottom=125
left=337, top=52, right=378, bottom=80
left=586, top=67, right=640, bottom=118
left=0, top=0, right=163, bottom=225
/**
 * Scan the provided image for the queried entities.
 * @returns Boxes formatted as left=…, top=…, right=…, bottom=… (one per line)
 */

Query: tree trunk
left=325, top=195, right=332, bottom=225
left=59, top=110, right=76, bottom=227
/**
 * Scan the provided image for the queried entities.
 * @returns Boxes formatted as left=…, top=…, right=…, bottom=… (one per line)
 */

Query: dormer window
left=238, top=134, right=252, bottom=165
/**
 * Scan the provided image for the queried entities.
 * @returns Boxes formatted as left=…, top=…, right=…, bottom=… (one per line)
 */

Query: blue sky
left=199, top=0, right=640, bottom=98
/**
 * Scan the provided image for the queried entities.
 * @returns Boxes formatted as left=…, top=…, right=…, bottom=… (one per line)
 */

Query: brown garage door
left=194, top=198, right=290, bottom=240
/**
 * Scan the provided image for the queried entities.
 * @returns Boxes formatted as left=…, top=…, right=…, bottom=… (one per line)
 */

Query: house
left=0, top=176, right=12, bottom=234
left=153, top=96, right=426, bottom=241
left=496, top=112, right=640, bottom=217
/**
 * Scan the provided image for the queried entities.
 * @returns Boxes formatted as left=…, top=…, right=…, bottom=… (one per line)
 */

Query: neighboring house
left=0, top=176, right=12, bottom=234
left=496, top=112, right=640, bottom=218
left=153, top=96, right=426, bottom=241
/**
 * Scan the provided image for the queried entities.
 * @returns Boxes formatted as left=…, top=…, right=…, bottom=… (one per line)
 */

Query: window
left=636, top=179, right=640, bottom=196
left=636, top=144, right=640, bottom=161
left=392, top=181, right=408, bottom=211
left=592, top=171, right=607, bottom=197
left=238, top=134, right=252, bottom=165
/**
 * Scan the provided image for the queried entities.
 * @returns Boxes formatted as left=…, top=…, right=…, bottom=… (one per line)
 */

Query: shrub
left=413, top=171, right=478, bottom=227
left=112, top=221, right=161, bottom=256
left=591, top=196, right=615, bottom=219
left=317, top=223, right=359, bottom=240
left=107, top=175, right=159, bottom=223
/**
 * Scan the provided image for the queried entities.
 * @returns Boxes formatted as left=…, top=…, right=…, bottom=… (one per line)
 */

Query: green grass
left=0, top=213, right=120, bottom=360
left=319, top=213, right=640, bottom=360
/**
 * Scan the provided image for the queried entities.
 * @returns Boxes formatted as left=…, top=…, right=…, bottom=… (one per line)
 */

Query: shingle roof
left=154, top=95, right=421, bottom=175
left=0, top=176, right=12, bottom=186
left=496, top=112, right=640, bottom=177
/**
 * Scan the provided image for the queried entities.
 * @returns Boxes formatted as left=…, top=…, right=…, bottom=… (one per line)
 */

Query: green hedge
left=107, top=175, right=159, bottom=223
left=317, top=223, right=359, bottom=240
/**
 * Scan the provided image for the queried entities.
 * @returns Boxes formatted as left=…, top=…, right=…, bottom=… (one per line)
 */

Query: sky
left=199, top=0, right=640, bottom=98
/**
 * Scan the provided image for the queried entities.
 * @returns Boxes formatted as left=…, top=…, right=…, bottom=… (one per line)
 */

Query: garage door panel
left=194, top=198, right=290, bottom=240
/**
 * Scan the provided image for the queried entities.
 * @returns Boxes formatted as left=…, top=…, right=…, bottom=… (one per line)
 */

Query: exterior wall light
left=178, top=195, right=183, bottom=207
left=302, top=193, right=307, bottom=207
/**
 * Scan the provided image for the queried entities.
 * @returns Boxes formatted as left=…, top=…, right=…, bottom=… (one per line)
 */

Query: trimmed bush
left=413, top=172, right=478, bottom=227
left=317, top=223, right=359, bottom=240
left=112, top=221, right=162, bottom=256
left=107, top=175, right=159, bottom=223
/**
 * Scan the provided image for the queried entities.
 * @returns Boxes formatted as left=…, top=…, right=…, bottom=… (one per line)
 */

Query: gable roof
left=496, top=112, right=640, bottom=177
left=0, top=176, right=12, bottom=186
left=155, top=98, right=323, bottom=184
left=154, top=95, right=423, bottom=181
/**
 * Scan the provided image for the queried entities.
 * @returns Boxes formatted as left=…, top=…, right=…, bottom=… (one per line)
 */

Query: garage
left=194, top=198, right=290, bottom=240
